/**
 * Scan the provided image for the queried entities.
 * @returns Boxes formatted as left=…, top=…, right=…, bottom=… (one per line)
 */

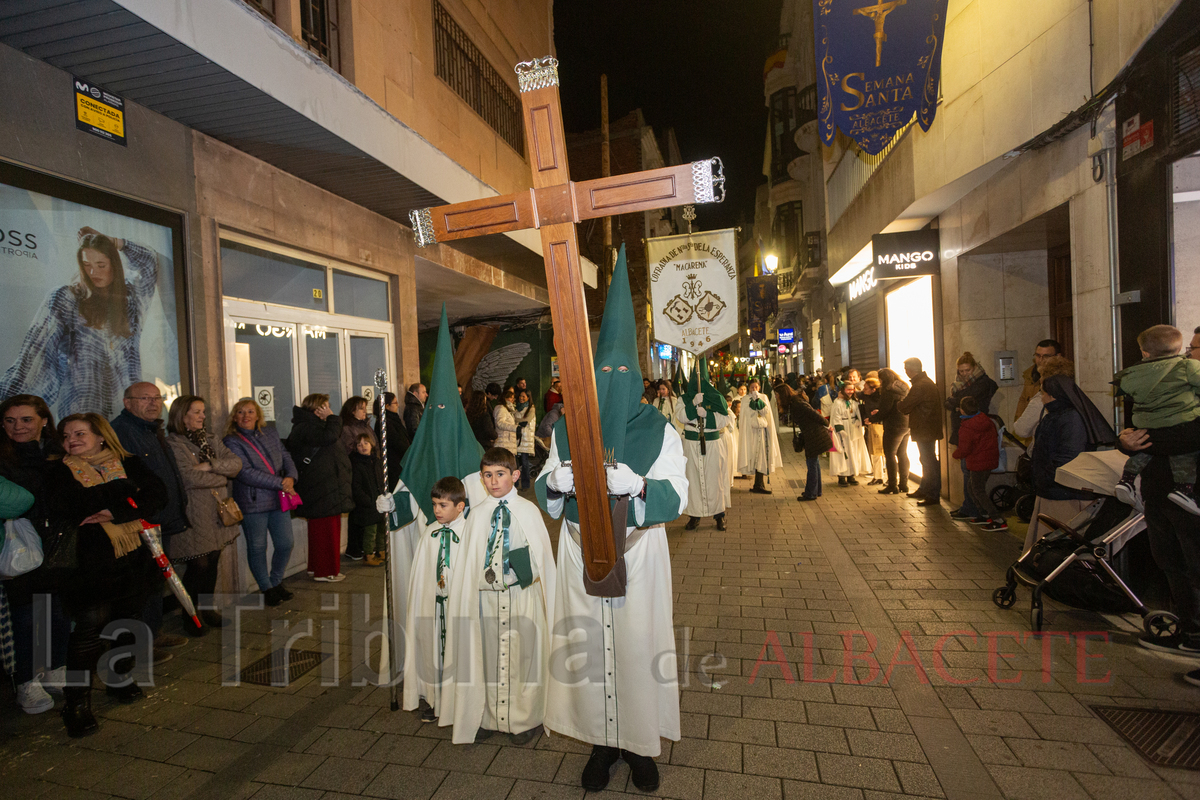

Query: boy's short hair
left=356, top=433, right=373, bottom=446
left=431, top=476, right=467, bottom=506
left=1137, top=324, right=1183, bottom=358
left=959, top=396, right=979, bottom=415
left=481, top=446, right=518, bottom=472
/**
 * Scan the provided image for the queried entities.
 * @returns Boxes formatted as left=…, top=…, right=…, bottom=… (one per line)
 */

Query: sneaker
left=969, top=516, right=990, bottom=526
left=1168, top=487, right=1200, bottom=516
left=42, top=666, right=66, bottom=696
left=1138, top=634, right=1200, bottom=657
left=153, top=648, right=174, bottom=667
left=949, top=508, right=973, bottom=520
left=16, top=680, right=53, bottom=714
left=1113, top=479, right=1138, bottom=507
left=344, top=552, right=364, bottom=561
left=314, top=573, right=346, bottom=583
left=1186, top=668, right=1200, bottom=688
left=420, top=704, right=437, bottom=723
left=982, top=520, right=1009, bottom=532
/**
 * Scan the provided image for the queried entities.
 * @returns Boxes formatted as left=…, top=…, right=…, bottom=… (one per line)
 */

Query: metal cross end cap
left=515, top=56, right=560, bottom=92
left=692, top=157, right=726, bottom=204
left=373, top=368, right=387, bottom=388
left=409, top=207, right=436, bottom=248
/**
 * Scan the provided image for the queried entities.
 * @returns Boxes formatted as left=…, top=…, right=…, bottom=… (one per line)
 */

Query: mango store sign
left=848, top=229, right=940, bottom=303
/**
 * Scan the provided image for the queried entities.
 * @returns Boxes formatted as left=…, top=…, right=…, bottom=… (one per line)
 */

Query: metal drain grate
left=238, top=648, right=329, bottom=687
left=1093, top=706, right=1200, bottom=770
left=788, top=479, right=801, bottom=489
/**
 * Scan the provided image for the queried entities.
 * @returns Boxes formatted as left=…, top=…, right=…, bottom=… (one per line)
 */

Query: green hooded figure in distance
left=386, top=305, right=486, bottom=642
left=536, top=243, right=688, bottom=785
left=672, top=359, right=688, bottom=398
left=680, top=357, right=733, bottom=530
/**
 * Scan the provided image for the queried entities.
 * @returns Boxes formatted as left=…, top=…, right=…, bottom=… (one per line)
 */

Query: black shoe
left=582, top=746, right=620, bottom=791
left=622, top=750, right=660, bottom=792
left=684, top=517, right=700, bottom=530
left=847, top=478, right=860, bottom=486
left=868, top=478, right=884, bottom=486
left=184, top=618, right=208, bottom=637
left=62, top=694, right=99, bottom=738
left=898, top=484, right=910, bottom=493
left=749, top=486, right=773, bottom=494
left=275, top=585, right=294, bottom=602
left=474, top=728, right=495, bottom=742
left=105, top=682, right=144, bottom=704
left=715, top=515, right=727, bottom=531
left=510, top=726, right=540, bottom=745
left=202, top=610, right=228, bottom=628
left=263, top=586, right=283, bottom=607
left=906, top=490, right=923, bottom=498
left=420, top=706, right=437, bottom=723
left=797, top=495, right=817, bottom=502
left=878, top=485, right=899, bottom=494
left=838, top=477, right=848, bottom=486
left=917, top=498, right=940, bottom=507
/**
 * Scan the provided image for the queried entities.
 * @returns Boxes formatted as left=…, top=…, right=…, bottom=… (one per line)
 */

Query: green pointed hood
left=541, top=245, right=666, bottom=522
left=397, top=305, right=483, bottom=523
left=683, top=358, right=730, bottom=427
left=672, top=360, right=688, bottom=397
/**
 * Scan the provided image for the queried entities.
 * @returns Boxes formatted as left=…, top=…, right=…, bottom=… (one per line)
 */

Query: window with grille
left=300, top=0, right=339, bottom=69
left=243, top=0, right=274, bottom=18
left=433, top=1, right=525, bottom=155
left=1172, top=36, right=1200, bottom=147
left=770, top=87, right=802, bottom=182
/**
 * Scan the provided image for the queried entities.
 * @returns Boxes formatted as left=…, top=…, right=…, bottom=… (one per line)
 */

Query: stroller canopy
left=1054, top=450, right=1129, bottom=496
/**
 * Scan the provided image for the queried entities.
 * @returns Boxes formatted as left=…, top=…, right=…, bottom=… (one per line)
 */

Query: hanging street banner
left=647, top=228, right=738, bottom=354
left=813, top=0, right=949, bottom=155
left=746, top=275, right=779, bottom=343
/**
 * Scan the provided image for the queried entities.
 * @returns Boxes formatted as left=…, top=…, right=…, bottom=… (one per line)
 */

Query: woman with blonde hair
left=224, top=398, right=299, bottom=605
left=50, top=412, right=167, bottom=737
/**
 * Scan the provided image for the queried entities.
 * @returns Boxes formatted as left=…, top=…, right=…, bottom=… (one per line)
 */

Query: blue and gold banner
left=814, top=0, right=949, bottom=155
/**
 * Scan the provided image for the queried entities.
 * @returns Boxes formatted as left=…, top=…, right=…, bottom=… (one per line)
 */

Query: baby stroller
left=989, top=429, right=1036, bottom=523
left=992, top=449, right=1179, bottom=638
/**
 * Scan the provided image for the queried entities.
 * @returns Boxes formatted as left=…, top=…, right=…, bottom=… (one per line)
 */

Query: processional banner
left=814, top=0, right=949, bottom=155
left=647, top=228, right=739, bottom=354
left=746, top=276, right=778, bottom=343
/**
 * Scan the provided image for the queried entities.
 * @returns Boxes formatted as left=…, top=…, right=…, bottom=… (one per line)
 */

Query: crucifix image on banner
left=408, top=57, right=725, bottom=596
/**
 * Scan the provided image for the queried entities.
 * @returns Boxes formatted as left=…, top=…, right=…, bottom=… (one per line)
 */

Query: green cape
left=395, top=305, right=484, bottom=525
left=682, top=357, right=730, bottom=428
left=672, top=360, right=688, bottom=398
left=537, top=245, right=672, bottom=524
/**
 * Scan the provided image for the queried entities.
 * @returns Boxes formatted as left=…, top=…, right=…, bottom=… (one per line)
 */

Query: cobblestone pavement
left=3, top=437, right=1199, bottom=800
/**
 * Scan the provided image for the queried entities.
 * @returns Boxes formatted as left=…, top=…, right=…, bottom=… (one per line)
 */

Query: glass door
left=302, top=325, right=343, bottom=413
left=350, top=334, right=389, bottom=409
left=231, top=320, right=300, bottom=437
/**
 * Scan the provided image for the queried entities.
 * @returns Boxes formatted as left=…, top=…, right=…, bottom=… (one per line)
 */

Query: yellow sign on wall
left=73, top=77, right=126, bottom=146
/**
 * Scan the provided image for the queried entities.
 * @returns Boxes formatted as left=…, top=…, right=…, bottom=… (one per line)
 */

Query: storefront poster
left=0, top=180, right=181, bottom=420
left=647, top=228, right=739, bottom=354
left=814, top=0, right=949, bottom=155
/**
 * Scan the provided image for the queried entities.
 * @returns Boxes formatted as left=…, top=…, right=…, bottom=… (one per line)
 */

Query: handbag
left=211, top=491, right=243, bottom=527
left=0, top=518, right=43, bottom=578
left=238, top=434, right=303, bottom=513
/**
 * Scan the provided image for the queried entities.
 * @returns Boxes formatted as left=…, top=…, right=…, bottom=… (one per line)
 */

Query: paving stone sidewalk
left=2, top=436, right=1198, bottom=800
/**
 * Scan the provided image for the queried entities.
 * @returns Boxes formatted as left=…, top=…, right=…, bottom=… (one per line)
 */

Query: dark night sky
left=553, top=0, right=783, bottom=231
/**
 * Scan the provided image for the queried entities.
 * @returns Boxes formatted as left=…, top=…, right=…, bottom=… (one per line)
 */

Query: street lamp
left=763, top=253, right=778, bottom=274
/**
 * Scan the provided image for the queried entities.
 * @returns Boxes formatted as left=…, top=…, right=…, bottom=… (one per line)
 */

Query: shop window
left=333, top=269, right=389, bottom=320
left=770, top=87, right=802, bottom=183
left=773, top=201, right=803, bottom=271
left=300, top=0, right=339, bottom=69
left=433, top=1, right=525, bottom=155
left=221, top=240, right=329, bottom=311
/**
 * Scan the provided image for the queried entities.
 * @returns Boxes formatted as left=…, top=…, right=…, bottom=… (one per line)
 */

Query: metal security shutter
left=847, top=294, right=880, bottom=372
left=1173, top=36, right=1200, bottom=146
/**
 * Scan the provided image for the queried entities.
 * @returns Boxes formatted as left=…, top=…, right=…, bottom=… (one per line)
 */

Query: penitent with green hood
left=535, top=244, right=688, bottom=792
left=385, top=304, right=487, bottom=656
left=674, top=357, right=733, bottom=530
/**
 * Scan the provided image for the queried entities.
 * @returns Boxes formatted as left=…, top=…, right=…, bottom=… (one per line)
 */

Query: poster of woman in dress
left=0, top=180, right=181, bottom=420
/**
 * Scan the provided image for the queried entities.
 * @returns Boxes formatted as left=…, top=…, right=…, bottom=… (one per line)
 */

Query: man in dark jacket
left=897, top=359, right=944, bottom=506
left=403, top=382, right=427, bottom=439
left=111, top=381, right=191, bottom=654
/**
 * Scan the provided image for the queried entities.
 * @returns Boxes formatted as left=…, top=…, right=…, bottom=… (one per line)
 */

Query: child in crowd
left=441, top=447, right=555, bottom=746
left=1115, top=324, right=1200, bottom=514
left=403, top=476, right=468, bottom=722
left=951, top=396, right=1006, bottom=531
left=349, top=433, right=386, bottom=565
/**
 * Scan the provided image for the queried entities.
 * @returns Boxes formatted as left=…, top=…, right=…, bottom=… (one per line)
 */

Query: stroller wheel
left=1015, top=493, right=1036, bottom=524
left=1029, top=600, right=1043, bottom=632
left=991, top=485, right=1016, bottom=513
left=1143, top=611, right=1180, bottom=640
left=992, top=586, right=1017, bottom=609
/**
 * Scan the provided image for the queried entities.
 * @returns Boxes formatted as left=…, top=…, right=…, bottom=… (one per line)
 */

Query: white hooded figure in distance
left=535, top=246, right=687, bottom=794
left=738, top=378, right=781, bottom=493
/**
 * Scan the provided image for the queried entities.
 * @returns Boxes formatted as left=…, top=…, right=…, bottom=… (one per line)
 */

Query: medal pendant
left=438, top=576, right=445, bottom=589
left=485, top=568, right=496, bottom=584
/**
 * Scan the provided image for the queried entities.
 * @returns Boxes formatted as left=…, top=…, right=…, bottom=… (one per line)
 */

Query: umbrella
left=129, top=499, right=201, bottom=629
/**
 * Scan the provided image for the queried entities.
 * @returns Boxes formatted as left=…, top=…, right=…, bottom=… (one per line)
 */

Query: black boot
left=838, top=476, right=848, bottom=486
left=715, top=514, right=727, bottom=531
left=878, top=484, right=899, bottom=494
left=201, top=610, right=228, bottom=628
left=750, top=472, right=772, bottom=494
left=106, top=681, right=144, bottom=703
left=623, top=750, right=661, bottom=791
left=582, top=745, right=621, bottom=791
left=684, top=516, right=700, bottom=530
left=62, top=688, right=99, bottom=738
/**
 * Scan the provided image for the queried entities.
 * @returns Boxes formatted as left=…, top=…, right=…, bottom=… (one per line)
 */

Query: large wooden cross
left=409, top=56, right=724, bottom=597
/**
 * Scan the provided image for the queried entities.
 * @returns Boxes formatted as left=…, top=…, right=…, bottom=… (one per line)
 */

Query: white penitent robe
left=388, top=471, right=487, bottom=678
left=652, top=396, right=685, bottom=433
left=738, top=392, right=781, bottom=475
left=829, top=396, right=870, bottom=477
left=542, top=427, right=688, bottom=757
left=403, top=513, right=468, bottom=714
left=439, top=489, right=556, bottom=744
left=673, top=404, right=731, bottom=517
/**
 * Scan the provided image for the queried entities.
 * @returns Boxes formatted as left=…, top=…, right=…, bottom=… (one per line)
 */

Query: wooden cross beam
left=409, top=56, right=724, bottom=596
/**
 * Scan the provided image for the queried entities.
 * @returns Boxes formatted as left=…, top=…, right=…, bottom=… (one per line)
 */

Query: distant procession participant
left=725, top=398, right=741, bottom=485
left=651, top=380, right=685, bottom=434
left=674, top=358, right=731, bottom=530
left=536, top=246, right=688, bottom=793
left=739, top=378, right=781, bottom=494
left=829, top=381, right=869, bottom=487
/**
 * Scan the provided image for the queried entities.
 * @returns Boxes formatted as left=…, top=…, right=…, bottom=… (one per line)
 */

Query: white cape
left=829, top=397, right=870, bottom=477
left=738, top=392, right=781, bottom=474
left=673, top=405, right=731, bottom=517
left=402, top=513, right=468, bottom=714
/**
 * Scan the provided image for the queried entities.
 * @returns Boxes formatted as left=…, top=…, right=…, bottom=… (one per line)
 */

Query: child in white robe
left=440, top=447, right=555, bottom=746
left=403, top=476, right=467, bottom=722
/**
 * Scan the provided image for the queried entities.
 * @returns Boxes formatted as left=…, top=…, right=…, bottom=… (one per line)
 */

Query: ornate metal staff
left=374, top=368, right=401, bottom=711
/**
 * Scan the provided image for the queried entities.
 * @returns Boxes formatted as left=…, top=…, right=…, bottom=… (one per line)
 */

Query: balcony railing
left=825, top=117, right=914, bottom=229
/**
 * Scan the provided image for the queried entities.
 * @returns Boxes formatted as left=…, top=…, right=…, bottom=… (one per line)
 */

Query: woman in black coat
left=51, top=412, right=167, bottom=737
left=287, top=394, right=352, bottom=582
left=871, top=369, right=911, bottom=494
left=945, top=353, right=999, bottom=518
left=373, top=392, right=410, bottom=493
left=790, top=396, right=833, bottom=502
